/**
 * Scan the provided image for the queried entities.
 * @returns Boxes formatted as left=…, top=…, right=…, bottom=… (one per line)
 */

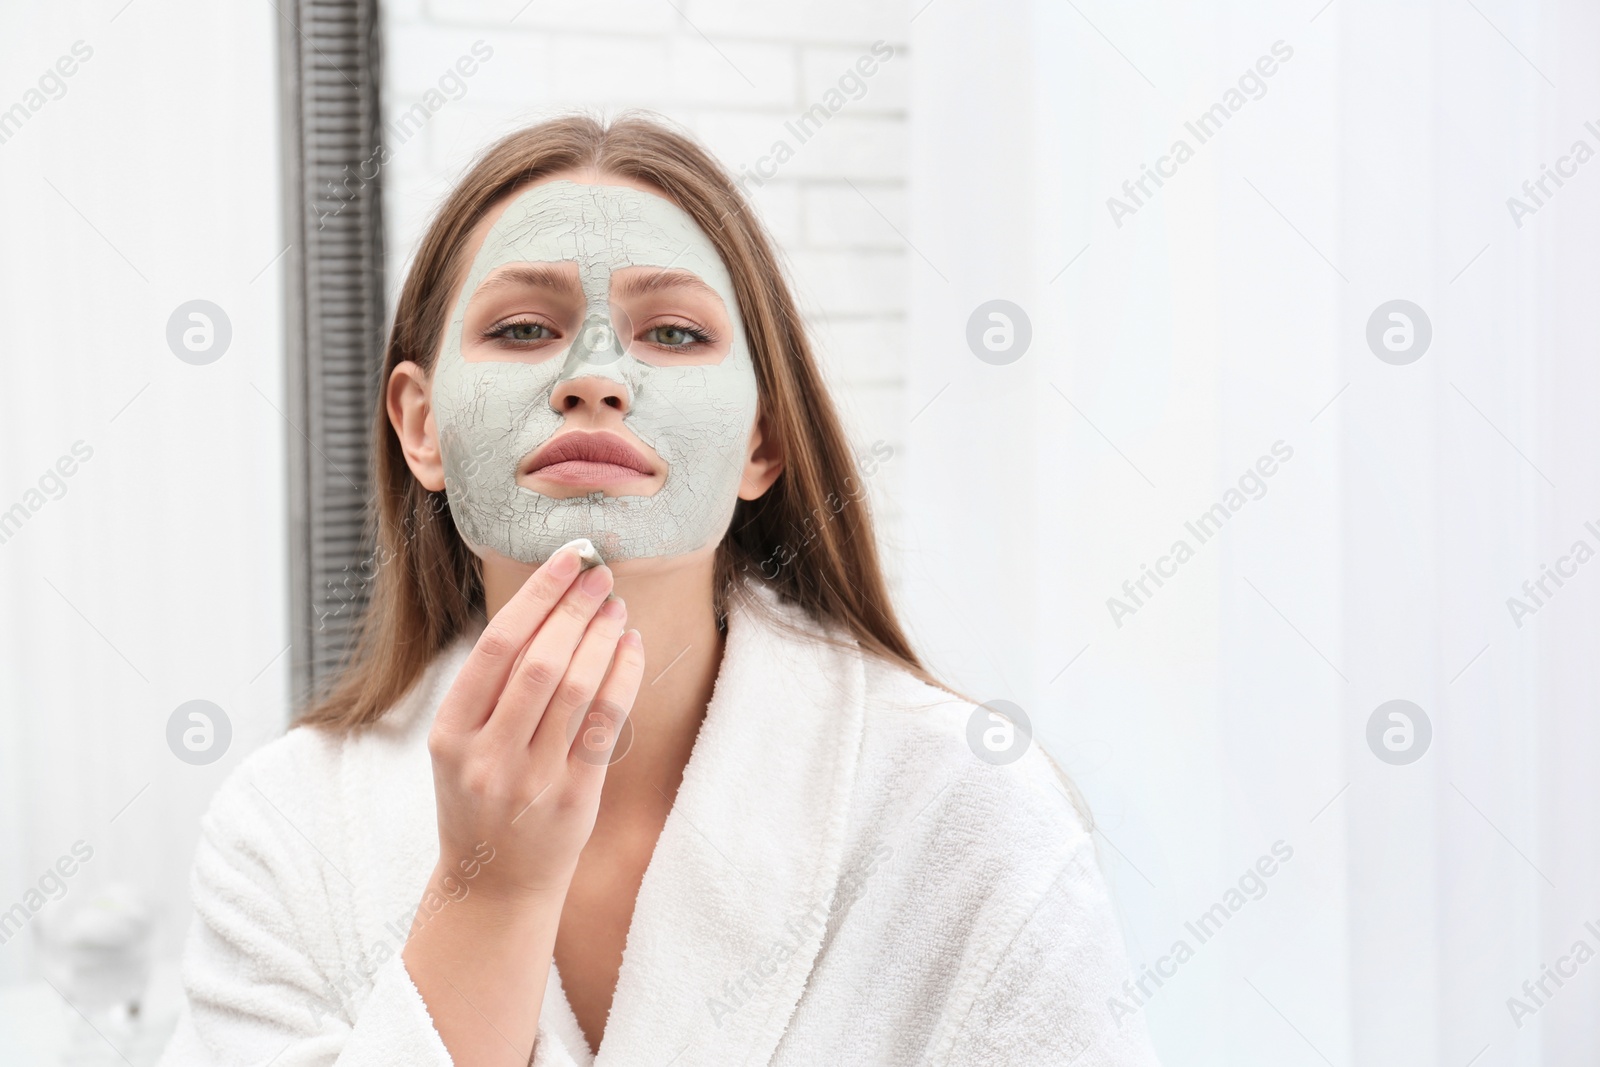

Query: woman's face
left=426, top=173, right=763, bottom=566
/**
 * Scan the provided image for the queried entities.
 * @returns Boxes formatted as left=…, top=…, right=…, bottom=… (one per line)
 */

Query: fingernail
left=600, top=596, right=626, bottom=619
left=621, top=628, right=643, bottom=648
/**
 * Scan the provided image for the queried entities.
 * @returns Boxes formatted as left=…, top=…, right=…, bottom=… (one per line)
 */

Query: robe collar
left=346, top=579, right=868, bottom=1066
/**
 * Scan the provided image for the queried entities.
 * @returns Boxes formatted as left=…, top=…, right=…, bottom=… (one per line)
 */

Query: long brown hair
left=296, top=112, right=944, bottom=731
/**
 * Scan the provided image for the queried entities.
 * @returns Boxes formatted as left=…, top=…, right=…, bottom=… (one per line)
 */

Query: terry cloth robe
left=156, top=580, right=1163, bottom=1066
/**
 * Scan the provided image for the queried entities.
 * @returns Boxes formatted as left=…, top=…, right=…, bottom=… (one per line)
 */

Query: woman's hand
left=402, top=542, right=644, bottom=1065
left=427, top=541, right=645, bottom=901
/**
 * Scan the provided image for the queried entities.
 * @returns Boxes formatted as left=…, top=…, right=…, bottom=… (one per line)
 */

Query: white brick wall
left=379, top=0, right=913, bottom=581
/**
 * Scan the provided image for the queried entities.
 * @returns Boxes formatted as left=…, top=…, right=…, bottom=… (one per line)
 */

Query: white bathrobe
left=156, top=581, right=1162, bottom=1066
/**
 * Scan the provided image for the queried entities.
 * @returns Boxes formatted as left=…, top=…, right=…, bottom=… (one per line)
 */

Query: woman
left=158, top=114, right=1161, bottom=1066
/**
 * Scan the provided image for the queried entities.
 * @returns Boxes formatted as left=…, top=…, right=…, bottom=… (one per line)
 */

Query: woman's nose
left=550, top=372, right=631, bottom=415
left=550, top=311, right=632, bottom=414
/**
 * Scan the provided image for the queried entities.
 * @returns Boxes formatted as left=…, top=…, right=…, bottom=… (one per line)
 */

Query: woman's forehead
left=466, top=179, right=733, bottom=293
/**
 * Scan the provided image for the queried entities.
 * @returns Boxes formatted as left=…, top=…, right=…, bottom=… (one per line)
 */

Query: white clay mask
left=431, top=180, right=760, bottom=565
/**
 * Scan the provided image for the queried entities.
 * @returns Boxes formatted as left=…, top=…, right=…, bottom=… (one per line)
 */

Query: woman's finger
left=529, top=596, right=629, bottom=773
left=435, top=543, right=586, bottom=735
left=478, top=562, right=614, bottom=750
left=566, top=628, right=645, bottom=783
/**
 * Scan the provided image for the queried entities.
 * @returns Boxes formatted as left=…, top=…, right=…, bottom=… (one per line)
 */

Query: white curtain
left=0, top=0, right=287, bottom=982
left=904, top=0, right=1600, bottom=1063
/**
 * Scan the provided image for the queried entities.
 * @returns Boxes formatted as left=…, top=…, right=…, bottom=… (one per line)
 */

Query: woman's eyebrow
left=612, top=268, right=721, bottom=301
left=472, top=263, right=582, bottom=299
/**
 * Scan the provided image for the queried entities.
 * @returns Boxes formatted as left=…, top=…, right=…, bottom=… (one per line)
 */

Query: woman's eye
left=508, top=322, right=550, bottom=342
left=644, top=324, right=707, bottom=348
left=487, top=320, right=555, bottom=344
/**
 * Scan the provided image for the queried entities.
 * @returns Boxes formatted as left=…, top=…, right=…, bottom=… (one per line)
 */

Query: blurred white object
left=0, top=959, right=180, bottom=1067
left=36, top=883, right=153, bottom=1016
left=19, top=884, right=175, bottom=1065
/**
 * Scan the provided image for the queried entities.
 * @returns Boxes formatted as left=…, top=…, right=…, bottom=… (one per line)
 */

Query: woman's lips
left=522, top=431, right=657, bottom=489
left=530, top=459, right=654, bottom=487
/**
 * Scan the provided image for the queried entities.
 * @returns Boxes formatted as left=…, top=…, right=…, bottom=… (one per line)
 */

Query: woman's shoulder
left=854, top=653, right=1091, bottom=847
left=200, top=636, right=465, bottom=838
left=207, top=719, right=344, bottom=814
left=856, top=679, right=1157, bottom=1067
left=744, top=582, right=1090, bottom=854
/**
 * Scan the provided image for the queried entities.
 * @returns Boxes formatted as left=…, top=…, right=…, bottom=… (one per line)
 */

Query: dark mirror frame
left=275, top=0, right=389, bottom=713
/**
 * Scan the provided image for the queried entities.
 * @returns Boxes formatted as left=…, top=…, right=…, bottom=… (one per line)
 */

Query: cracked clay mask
left=431, top=180, right=760, bottom=565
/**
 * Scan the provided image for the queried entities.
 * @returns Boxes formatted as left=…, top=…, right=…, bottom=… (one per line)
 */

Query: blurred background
left=3, top=0, right=1598, bottom=1063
